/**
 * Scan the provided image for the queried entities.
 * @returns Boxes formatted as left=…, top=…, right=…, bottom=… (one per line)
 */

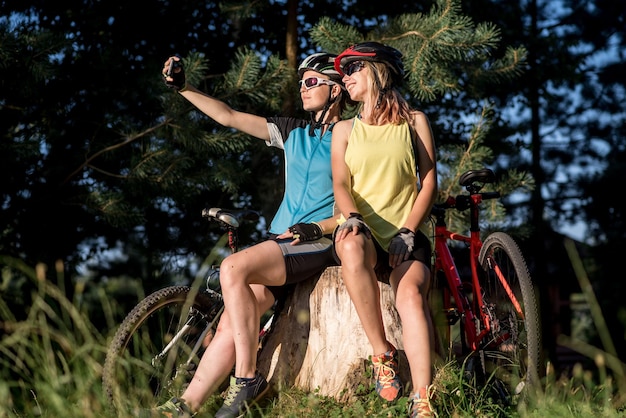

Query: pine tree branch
left=64, top=119, right=171, bottom=184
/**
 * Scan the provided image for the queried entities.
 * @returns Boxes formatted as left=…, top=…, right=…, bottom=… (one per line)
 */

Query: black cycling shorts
left=265, top=235, right=338, bottom=300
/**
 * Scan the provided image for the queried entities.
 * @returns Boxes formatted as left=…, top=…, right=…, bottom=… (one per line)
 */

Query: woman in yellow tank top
left=332, top=42, right=438, bottom=418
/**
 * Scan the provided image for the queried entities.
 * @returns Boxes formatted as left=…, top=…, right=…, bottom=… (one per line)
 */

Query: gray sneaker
left=215, top=372, right=269, bottom=418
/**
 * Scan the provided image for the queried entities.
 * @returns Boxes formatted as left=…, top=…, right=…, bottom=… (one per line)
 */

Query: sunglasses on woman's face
left=343, top=61, right=365, bottom=76
left=299, top=76, right=335, bottom=90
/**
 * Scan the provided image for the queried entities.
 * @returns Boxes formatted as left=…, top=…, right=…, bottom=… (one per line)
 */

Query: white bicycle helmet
left=298, top=52, right=343, bottom=83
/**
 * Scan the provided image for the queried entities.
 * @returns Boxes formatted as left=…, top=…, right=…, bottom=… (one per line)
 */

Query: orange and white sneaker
left=409, top=385, right=436, bottom=418
left=371, top=343, right=403, bottom=402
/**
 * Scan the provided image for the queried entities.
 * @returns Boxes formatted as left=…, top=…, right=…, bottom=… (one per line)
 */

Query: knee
left=395, top=286, right=425, bottom=313
left=336, top=237, right=366, bottom=267
left=218, top=255, right=243, bottom=289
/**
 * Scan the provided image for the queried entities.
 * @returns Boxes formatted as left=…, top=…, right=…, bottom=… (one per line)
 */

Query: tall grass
left=0, top=260, right=110, bottom=417
left=0, top=251, right=625, bottom=417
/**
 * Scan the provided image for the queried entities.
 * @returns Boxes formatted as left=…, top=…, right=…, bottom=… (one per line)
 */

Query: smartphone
left=166, top=58, right=181, bottom=78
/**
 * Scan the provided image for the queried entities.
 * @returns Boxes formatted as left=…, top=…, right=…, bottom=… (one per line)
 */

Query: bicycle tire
left=477, top=231, right=542, bottom=401
left=102, top=285, right=223, bottom=414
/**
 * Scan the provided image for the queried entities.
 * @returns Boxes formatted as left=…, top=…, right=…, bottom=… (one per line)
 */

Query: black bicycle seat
left=459, top=168, right=496, bottom=188
left=201, top=207, right=260, bottom=228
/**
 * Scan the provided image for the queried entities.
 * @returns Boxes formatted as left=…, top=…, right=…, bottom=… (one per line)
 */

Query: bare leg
left=219, top=240, right=287, bottom=378
left=335, top=234, right=389, bottom=355
left=179, top=284, right=275, bottom=412
left=390, top=260, right=434, bottom=394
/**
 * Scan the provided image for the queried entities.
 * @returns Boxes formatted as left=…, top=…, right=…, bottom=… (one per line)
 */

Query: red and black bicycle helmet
left=335, top=42, right=405, bottom=84
left=298, top=52, right=343, bottom=84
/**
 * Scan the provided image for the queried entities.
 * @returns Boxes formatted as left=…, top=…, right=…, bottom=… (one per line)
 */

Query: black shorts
left=265, top=234, right=338, bottom=300
left=332, top=229, right=431, bottom=284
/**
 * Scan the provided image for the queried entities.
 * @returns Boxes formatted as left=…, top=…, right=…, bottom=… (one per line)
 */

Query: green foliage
left=428, top=361, right=515, bottom=417
left=1, top=256, right=625, bottom=417
left=2, top=1, right=625, bottom=388
left=311, top=0, right=527, bottom=102
left=309, top=0, right=533, bottom=235
left=0, top=262, right=110, bottom=417
left=522, top=362, right=626, bottom=418
left=432, top=102, right=535, bottom=234
left=221, top=47, right=293, bottom=107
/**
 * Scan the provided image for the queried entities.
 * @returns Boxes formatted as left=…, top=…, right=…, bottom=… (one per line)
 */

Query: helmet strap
left=309, top=89, right=338, bottom=136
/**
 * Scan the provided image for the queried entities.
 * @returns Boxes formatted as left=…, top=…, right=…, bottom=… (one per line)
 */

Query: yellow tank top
left=344, top=117, right=418, bottom=250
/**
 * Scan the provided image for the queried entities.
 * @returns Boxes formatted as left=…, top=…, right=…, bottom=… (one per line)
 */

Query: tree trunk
left=257, top=266, right=410, bottom=402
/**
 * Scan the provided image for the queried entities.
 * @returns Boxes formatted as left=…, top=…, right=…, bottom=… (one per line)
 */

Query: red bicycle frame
left=432, top=192, right=522, bottom=351
left=428, top=168, right=542, bottom=402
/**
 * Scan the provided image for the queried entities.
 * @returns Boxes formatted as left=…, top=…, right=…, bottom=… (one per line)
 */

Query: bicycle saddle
left=202, top=207, right=260, bottom=228
left=459, top=168, right=496, bottom=187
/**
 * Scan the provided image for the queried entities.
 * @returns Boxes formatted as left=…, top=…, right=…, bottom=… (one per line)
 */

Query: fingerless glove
left=289, top=222, right=323, bottom=242
left=336, top=213, right=371, bottom=238
left=388, top=227, right=415, bottom=256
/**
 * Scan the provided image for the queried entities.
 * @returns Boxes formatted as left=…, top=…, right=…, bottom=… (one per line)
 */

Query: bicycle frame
left=151, top=207, right=276, bottom=368
left=427, top=169, right=543, bottom=405
left=102, top=207, right=275, bottom=411
left=152, top=303, right=224, bottom=368
left=433, top=192, right=522, bottom=352
left=144, top=209, right=246, bottom=370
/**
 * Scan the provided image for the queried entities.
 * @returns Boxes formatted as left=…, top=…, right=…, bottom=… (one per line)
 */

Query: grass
left=1, top=251, right=625, bottom=417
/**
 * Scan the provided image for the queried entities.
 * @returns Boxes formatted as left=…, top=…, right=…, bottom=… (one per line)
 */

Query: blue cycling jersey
left=265, top=117, right=335, bottom=235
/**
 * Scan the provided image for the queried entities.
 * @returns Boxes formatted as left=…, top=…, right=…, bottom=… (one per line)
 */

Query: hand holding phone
left=166, top=58, right=181, bottom=78
left=163, top=55, right=185, bottom=91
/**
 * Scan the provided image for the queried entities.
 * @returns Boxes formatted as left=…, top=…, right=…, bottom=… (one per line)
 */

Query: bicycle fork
left=484, top=256, right=525, bottom=319
left=479, top=254, right=525, bottom=352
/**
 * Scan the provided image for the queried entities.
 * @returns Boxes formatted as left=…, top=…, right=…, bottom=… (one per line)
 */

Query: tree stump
left=256, top=266, right=411, bottom=402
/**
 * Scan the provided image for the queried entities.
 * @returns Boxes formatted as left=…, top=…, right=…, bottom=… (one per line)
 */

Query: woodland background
left=1, top=0, right=625, bottom=387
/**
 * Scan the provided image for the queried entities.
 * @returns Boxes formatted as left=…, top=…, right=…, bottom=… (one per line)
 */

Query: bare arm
left=179, top=85, right=270, bottom=141
left=331, top=119, right=371, bottom=243
left=331, top=119, right=358, bottom=218
left=163, top=56, right=270, bottom=141
left=314, top=214, right=342, bottom=236
left=403, top=111, right=438, bottom=232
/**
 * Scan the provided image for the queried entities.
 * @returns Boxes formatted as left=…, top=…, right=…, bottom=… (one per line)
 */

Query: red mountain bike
left=429, top=168, right=542, bottom=403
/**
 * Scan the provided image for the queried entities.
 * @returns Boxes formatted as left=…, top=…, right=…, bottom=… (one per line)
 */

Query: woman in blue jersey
left=331, top=42, right=438, bottom=418
left=155, top=52, right=350, bottom=417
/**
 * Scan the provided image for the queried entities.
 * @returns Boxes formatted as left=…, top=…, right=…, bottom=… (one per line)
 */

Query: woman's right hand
left=162, top=55, right=186, bottom=91
left=334, top=213, right=371, bottom=243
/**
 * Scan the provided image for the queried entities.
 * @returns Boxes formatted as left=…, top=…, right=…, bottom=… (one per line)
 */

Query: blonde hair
left=360, top=61, right=412, bottom=125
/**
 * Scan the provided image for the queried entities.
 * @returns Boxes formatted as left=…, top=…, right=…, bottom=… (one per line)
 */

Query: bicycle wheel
left=102, top=285, right=223, bottom=414
left=477, top=232, right=542, bottom=400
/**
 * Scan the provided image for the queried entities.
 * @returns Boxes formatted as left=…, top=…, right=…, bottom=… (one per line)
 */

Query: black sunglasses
left=343, top=61, right=366, bottom=76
